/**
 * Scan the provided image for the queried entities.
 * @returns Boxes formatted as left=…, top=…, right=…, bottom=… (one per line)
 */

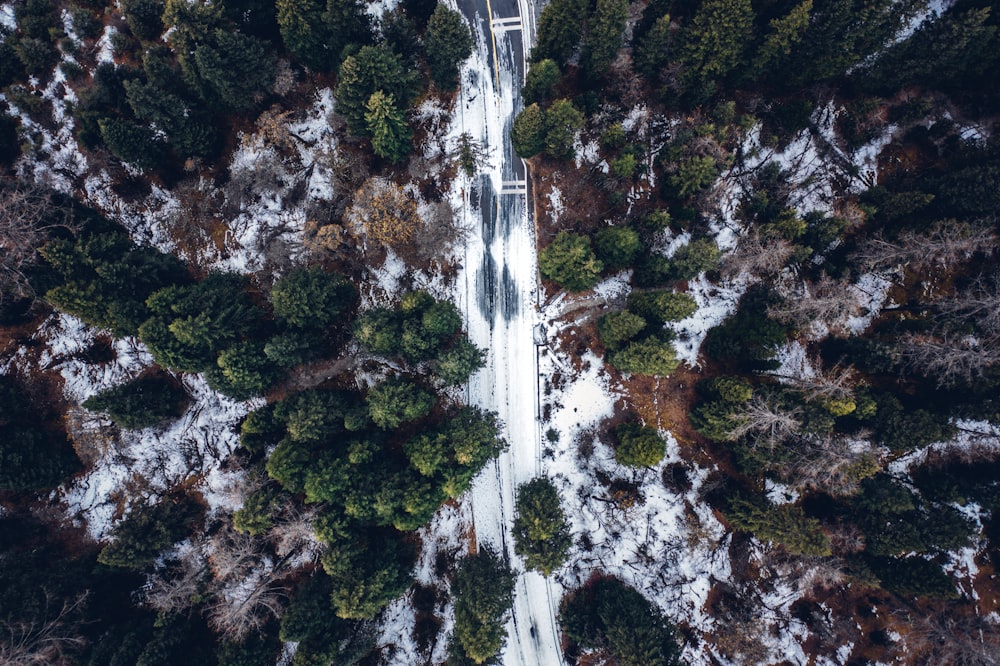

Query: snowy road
left=451, top=0, right=565, bottom=663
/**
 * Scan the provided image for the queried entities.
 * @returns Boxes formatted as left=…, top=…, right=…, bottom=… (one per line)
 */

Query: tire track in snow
left=452, top=0, right=564, bottom=663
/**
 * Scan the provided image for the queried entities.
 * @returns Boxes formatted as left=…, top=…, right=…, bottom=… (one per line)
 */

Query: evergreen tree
left=532, top=0, right=588, bottom=65
left=538, top=231, right=603, bottom=292
left=424, top=5, right=473, bottom=91
left=522, top=59, right=560, bottom=105
left=512, top=103, right=546, bottom=158
left=634, top=13, right=671, bottom=80
left=364, top=91, right=412, bottom=162
left=679, top=0, right=755, bottom=97
left=270, top=266, right=356, bottom=331
left=0, top=376, right=81, bottom=491
left=750, top=0, right=813, bottom=79
left=543, top=98, right=584, bottom=160
left=320, top=525, right=415, bottom=619
left=83, top=374, right=189, bottom=429
left=213, top=341, right=279, bottom=399
left=435, top=337, right=486, bottom=385
left=97, top=500, right=199, bottom=570
left=323, top=0, right=374, bottom=65
left=366, top=378, right=435, bottom=429
left=192, top=30, right=277, bottom=112
left=726, top=495, right=831, bottom=556
left=451, top=547, right=515, bottom=664
left=276, top=0, right=328, bottom=70
left=597, top=310, right=647, bottom=350
left=98, top=118, right=166, bottom=171
left=335, top=45, right=420, bottom=136
left=626, top=291, right=697, bottom=324
left=593, top=226, right=642, bottom=270
left=560, top=577, right=683, bottom=666
left=121, top=0, right=166, bottom=41
left=513, top=478, right=572, bottom=575
left=353, top=307, right=401, bottom=355
left=668, top=238, right=720, bottom=279
left=581, top=0, right=628, bottom=78
left=608, top=337, right=680, bottom=376
left=614, top=421, right=667, bottom=467
left=670, top=156, right=719, bottom=197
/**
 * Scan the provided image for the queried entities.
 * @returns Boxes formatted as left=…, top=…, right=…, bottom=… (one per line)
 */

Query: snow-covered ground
left=449, top=0, right=563, bottom=662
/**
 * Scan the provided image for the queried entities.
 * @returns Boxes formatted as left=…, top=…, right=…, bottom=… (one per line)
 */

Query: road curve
left=451, top=0, right=565, bottom=663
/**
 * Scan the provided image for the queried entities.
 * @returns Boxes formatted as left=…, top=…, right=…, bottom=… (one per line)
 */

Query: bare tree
left=853, top=220, right=996, bottom=275
left=900, top=611, right=1000, bottom=666
left=269, top=504, right=322, bottom=561
left=728, top=395, right=803, bottom=447
left=769, top=275, right=865, bottom=333
left=934, top=273, right=1000, bottom=336
left=202, top=529, right=292, bottom=641
left=143, top=549, right=207, bottom=616
left=782, top=436, right=878, bottom=496
left=778, top=362, right=858, bottom=404
left=894, top=332, right=1000, bottom=387
left=0, top=181, right=75, bottom=303
left=0, top=592, right=88, bottom=666
left=721, top=229, right=795, bottom=279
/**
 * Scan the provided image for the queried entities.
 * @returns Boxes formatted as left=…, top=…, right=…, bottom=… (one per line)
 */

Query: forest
left=1, top=0, right=1000, bottom=663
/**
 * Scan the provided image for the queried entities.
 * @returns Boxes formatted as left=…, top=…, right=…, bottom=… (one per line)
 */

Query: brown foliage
left=347, top=177, right=422, bottom=248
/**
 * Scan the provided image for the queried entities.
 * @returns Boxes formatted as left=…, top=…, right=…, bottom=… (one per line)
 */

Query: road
left=451, top=0, right=565, bottom=663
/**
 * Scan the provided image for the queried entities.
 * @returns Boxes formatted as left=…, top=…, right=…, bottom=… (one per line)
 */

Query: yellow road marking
left=484, top=0, right=501, bottom=84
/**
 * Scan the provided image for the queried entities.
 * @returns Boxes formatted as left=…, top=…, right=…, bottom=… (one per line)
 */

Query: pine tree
left=543, top=98, right=584, bottom=160
left=424, top=5, right=473, bottom=91
left=192, top=30, right=276, bottom=112
left=634, top=14, right=671, bottom=81
left=679, top=0, right=755, bottom=96
left=593, top=226, right=642, bottom=270
left=364, top=91, right=412, bottom=163
left=512, top=103, right=546, bottom=158
left=614, top=422, right=667, bottom=467
left=366, top=378, right=435, bottom=429
left=276, top=0, right=328, bottom=70
left=270, top=267, right=356, bottom=331
left=581, top=0, right=628, bottom=78
left=451, top=548, right=515, bottom=664
left=597, top=310, right=647, bottom=350
left=513, top=478, right=572, bottom=575
left=626, top=291, right=697, bottom=324
left=522, top=59, right=560, bottom=105
left=538, top=231, right=603, bottom=292
left=750, top=0, right=813, bottom=79
left=98, top=118, right=165, bottom=171
left=82, top=374, right=188, bottom=429
left=532, top=0, right=588, bottom=65
left=608, top=337, right=680, bottom=376
left=335, top=46, right=419, bottom=137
